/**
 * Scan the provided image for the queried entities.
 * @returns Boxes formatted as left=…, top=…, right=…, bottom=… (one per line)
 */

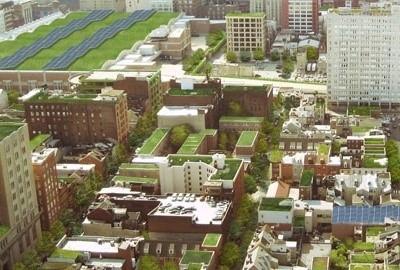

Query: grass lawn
left=259, top=197, right=293, bottom=211
left=0, top=122, right=23, bottom=140
left=0, top=13, right=87, bottom=58
left=18, top=13, right=129, bottom=70
left=353, top=242, right=374, bottom=252
left=312, top=257, right=328, bottom=270
left=237, top=131, right=258, bottom=146
left=68, top=12, right=178, bottom=70
left=352, top=126, right=374, bottom=133
left=351, top=253, right=375, bottom=264
left=202, top=233, right=221, bottom=247
left=300, top=169, right=314, bottom=186
left=112, top=175, right=157, bottom=185
left=211, top=159, right=242, bottom=180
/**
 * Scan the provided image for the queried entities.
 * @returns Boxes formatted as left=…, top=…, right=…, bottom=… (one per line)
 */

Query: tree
left=7, top=89, right=20, bottom=106
left=282, top=59, right=294, bottom=75
left=244, top=174, right=257, bottom=194
left=50, top=220, right=65, bottom=241
left=138, top=255, right=161, bottom=270
left=203, top=62, right=213, bottom=80
left=226, top=51, right=237, bottom=63
left=253, top=48, right=265, bottom=61
left=220, top=242, right=240, bottom=268
left=282, top=49, right=290, bottom=61
left=306, top=47, right=319, bottom=61
left=129, top=112, right=157, bottom=149
left=227, top=101, right=245, bottom=116
left=218, top=132, right=228, bottom=150
left=255, top=134, right=268, bottom=153
left=75, top=173, right=103, bottom=211
left=240, top=51, right=251, bottom=62
left=13, top=263, right=27, bottom=270
left=170, top=124, right=192, bottom=148
left=270, top=50, right=280, bottom=61
left=20, top=250, right=41, bottom=270
left=36, top=232, right=56, bottom=259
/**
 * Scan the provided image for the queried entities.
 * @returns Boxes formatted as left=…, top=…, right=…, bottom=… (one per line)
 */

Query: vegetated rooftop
left=353, top=242, right=374, bottom=252
left=26, top=92, right=102, bottom=103
left=366, top=226, right=385, bottom=236
left=300, top=169, right=314, bottom=186
left=317, top=143, right=330, bottom=156
left=0, top=122, right=23, bottom=141
left=364, top=138, right=385, bottom=145
left=293, top=216, right=305, bottom=227
left=349, top=264, right=373, bottom=270
left=119, top=163, right=158, bottom=170
left=168, top=88, right=214, bottom=96
left=210, top=159, right=242, bottom=180
left=50, top=248, right=82, bottom=260
left=202, top=233, right=221, bottom=247
left=219, top=116, right=264, bottom=123
left=112, top=175, right=158, bottom=185
left=180, top=250, right=213, bottom=265
left=351, top=253, right=375, bottom=264
left=363, top=156, right=386, bottom=168
left=168, top=154, right=213, bottom=167
left=188, top=264, right=203, bottom=270
left=223, top=85, right=271, bottom=92
left=0, top=225, right=10, bottom=238
left=29, top=134, right=50, bottom=151
left=236, top=131, right=258, bottom=146
left=178, top=130, right=217, bottom=155
left=259, top=197, right=293, bottom=211
left=312, top=257, right=328, bottom=270
left=138, top=128, right=169, bottom=155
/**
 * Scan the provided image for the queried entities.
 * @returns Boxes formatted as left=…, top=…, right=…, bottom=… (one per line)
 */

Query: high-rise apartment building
left=23, top=88, right=129, bottom=146
left=250, top=0, right=282, bottom=27
left=282, top=0, right=319, bottom=34
left=327, top=5, right=400, bottom=105
left=226, top=13, right=267, bottom=54
left=32, top=148, right=60, bottom=230
left=79, top=0, right=126, bottom=11
left=0, top=122, right=42, bottom=270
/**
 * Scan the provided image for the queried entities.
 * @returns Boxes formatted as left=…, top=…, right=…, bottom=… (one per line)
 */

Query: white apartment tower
left=327, top=5, right=400, bottom=106
left=250, top=0, right=282, bottom=26
left=282, top=0, right=319, bottom=34
left=0, top=123, right=42, bottom=270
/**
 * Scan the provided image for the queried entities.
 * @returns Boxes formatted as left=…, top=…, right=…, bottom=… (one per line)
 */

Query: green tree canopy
left=170, top=124, right=193, bottom=148
left=226, top=51, right=237, bottom=63
left=253, top=48, right=265, bottom=61
left=244, top=174, right=257, bottom=194
left=36, top=232, right=56, bottom=259
left=7, top=89, right=20, bottom=106
left=220, top=242, right=240, bottom=268
left=138, top=255, right=161, bottom=270
left=240, top=51, right=251, bottom=62
left=306, top=47, right=319, bottom=61
left=270, top=50, right=280, bottom=61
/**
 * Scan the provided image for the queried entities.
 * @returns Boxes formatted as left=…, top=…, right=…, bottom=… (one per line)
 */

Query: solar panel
left=44, top=9, right=156, bottom=70
left=333, top=205, right=400, bottom=225
left=0, top=10, right=113, bottom=69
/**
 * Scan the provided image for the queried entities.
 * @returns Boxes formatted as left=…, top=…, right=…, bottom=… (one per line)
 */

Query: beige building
left=79, top=0, right=126, bottom=11
left=226, top=13, right=267, bottom=55
left=0, top=123, right=42, bottom=270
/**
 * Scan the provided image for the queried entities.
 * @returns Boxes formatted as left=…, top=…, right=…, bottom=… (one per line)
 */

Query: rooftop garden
left=293, top=216, right=305, bottom=227
left=168, top=155, right=213, bottom=167
left=259, top=197, right=293, bottom=211
left=168, top=88, right=214, bottom=96
left=50, top=248, right=82, bottom=260
left=353, top=242, right=374, bottom=252
left=178, top=130, right=217, bottom=155
left=349, top=264, right=373, bottom=270
left=366, top=226, right=385, bottom=236
left=223, top=85, right=270, bottom=92
left=351, top=253, right=375, bottom=264
left=269, top=150, right=283, bottom=163
left=29, top=134, right=50, bottom=151
left=236, top=131, right=258, bottom=146
left=210, top=159, right=242, bottom=180
left=312, top=257, right=328, bottom=270
left=0, top=122, right=23, bottom=141
left=219, top=116, right=264, bottom=123
left=318, top=143, right=330, bottom=156
left=300, top=169, right=314, bottom=186
left=112, top=175, right=158, bottom=185
left=119, top=163, right=158, bottom=170
left=364, top=138, right=385, bottom=145
left=202, top=233, right=222, bottom=247
left=363, top=156, right=386, bottom=168
left=180, top=250, right=213, bottom=265
left=138, top=128, right=169, bottom=155
left=27, top=92, right=100, bottom=103
left=0, top=225, right=10, bottom=238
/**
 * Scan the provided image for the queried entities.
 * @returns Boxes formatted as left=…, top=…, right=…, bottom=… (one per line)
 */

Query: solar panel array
left=0, top=10, right=113, bottom=70
left=45, top=9, right=156, bottom=70
left=332, top=205, right=400, bottom=225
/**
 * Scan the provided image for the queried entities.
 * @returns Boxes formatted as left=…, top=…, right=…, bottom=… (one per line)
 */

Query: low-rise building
left=219, top=116, right=264, bottom=132
left=258, top=197, right=294, bottom=237
left=234, top=131, right=259, bottom=160
left=157, top=106, right=211, bottom=131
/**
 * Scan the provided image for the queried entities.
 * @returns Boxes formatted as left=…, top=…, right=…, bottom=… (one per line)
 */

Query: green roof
left=226, top=12, right=265, bottom=18
left=219, top=116, right=264, bottom=124
left=351, top=253, right=375, bottom=264
left=223, top=85, right=270, bottom=92
left=366, top=226, right=385, bottom=236
left=29, top=134, right=50, bottom=151
left=112, top=175, right=158, bottom=185
left=353, top=242, right=374, bottom=252
left=0, top=225, right=10, bottom=238
left=363, top=156, right=386, bottom=168
left=168, top=154, right=213, bottom=167
left=236, top=131, right=258, bottom=146
left=269, top=150, right=283, bottom=163
left=259, top=198, right=293, bottom=211
left=178, top=130, right=217, bottom=155
left=119, top=163, right=158, bottom=170
left=300, top=169, right=314, bottom=186
left=0, top=122, right=23, bottom=141
left=180, top=250, right=213, bottom=265
left=312, top=257, right=328, bottom=270
left=26, top=92, right=105, bottom=104
left=364, top=138, right=385, bottom=145
left=138, top=128, right=169, bottom=155
left=50, top=248, right=82, bottom=260
left=349, top=264, right=373, bottom=270
left=210, top=159, right=242, bottom=180
left=317, top=144, right=330, bottom=156
left=168, top=88, right=214, bottom=96
left=202, top=233, right=222, bottom=247
left=188, top=263, right=203, bottom=270
left=293, top=216, right=305, bottom=227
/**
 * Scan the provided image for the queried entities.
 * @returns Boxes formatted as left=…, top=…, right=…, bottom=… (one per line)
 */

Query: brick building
left=222, top=85, right=273, bottom=117
left=281, top=0, right=319, bottom=34
left=31, top=148, right=61, bottom=230
left=23, top=88, right=129, bottom=146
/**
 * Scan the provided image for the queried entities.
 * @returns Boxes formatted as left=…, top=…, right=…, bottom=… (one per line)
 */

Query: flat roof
left=83, top=70, right=154, bottom=82
left=219, top=116, right=264, bottom=124
left=177, top=130, right=217, bottom=154
left=62, top=239, right=119, bottom=254
left=157, top=106, right=209, bottom=117
left=236, top=131, right=258, bottom=146
left=0, top=122, right=23, bottom=141
left=138, top=128, right=169, bottom=155
left=180, top=250, right=213, bottom=265
left=259, top=197, right=293, bottom=212
left=333, top=205, right=400, bottom=225
left=168, top=88, right=214, bottom=96
left=112, top=175, right=158, bottom=185
left=202, top=233, right=221, bottom=247
left=119, top=163, right=159, bottom=170
left=29, top=133, right=50, bottom=151
left=24, top=91, right=123, bottom=104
